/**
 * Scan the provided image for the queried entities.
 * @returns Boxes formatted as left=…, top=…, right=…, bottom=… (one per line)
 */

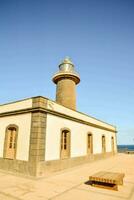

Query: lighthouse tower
left=52, top=57, right=80, bottom=110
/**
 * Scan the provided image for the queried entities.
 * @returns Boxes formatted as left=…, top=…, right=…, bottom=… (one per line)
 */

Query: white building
left=0, top=58, right=117, bottom=177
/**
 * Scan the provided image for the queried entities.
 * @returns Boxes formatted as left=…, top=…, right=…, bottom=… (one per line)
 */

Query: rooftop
left=0, top=96, right=116, bottom=132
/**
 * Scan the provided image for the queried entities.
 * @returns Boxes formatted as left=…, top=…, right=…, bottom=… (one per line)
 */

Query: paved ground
left=0, top=154, right=134, bottom=200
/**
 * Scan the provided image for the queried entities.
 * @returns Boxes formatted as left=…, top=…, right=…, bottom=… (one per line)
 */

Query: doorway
left=4, top=126, right=18, bottom=159
left=60, top=129, right=70, bottom=159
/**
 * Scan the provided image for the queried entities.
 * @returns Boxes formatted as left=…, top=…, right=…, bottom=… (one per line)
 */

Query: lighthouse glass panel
left=59, top=64, right=73, bottom=72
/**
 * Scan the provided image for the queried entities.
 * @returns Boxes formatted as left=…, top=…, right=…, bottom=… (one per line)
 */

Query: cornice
left=0, top=107, right=117, bottom=133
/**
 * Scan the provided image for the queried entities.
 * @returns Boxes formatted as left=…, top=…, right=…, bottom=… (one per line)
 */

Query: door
left=61, top=130, right=70, bottom=159
left=5, top=127, right=17, bottom=159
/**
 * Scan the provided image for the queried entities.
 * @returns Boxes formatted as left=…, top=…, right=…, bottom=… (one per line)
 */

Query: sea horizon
left=117, top=144, right=134, bottom=152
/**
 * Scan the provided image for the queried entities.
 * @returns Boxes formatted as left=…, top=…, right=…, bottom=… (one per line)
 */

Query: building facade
left=0, top=58, right=117, bottom=177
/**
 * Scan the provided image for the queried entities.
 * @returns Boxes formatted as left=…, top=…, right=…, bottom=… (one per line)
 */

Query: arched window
left=102, top=135, right=106, bottom=153
left=60, top=129, right=70, bottom=159
left=4, top=125, right=18, bottom=159
left=111, top=136, right=114, bottom=153
left=87, top=133, right=93, bottom=154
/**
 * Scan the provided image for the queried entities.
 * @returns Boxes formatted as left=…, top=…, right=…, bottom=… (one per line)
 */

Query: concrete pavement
left=0, top=154, right=134, bottom=200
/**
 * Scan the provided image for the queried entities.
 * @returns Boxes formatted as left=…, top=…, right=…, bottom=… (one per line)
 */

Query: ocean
left=117, top=145, right=134, bottom=152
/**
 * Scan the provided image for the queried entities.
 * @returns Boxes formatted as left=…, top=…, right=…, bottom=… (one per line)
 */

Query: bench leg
left=91, top=181, right=118, bottom=191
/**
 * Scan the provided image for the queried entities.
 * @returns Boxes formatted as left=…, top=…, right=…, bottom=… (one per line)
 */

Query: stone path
left=0, top=154, right=134, bottom=200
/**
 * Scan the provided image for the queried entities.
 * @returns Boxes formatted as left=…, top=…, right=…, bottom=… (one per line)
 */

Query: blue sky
left=0, top=0, right=134, bottom=144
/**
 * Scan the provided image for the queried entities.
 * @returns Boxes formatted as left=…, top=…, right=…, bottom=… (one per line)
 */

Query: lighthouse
left=52, top=57, right=80, bottom=110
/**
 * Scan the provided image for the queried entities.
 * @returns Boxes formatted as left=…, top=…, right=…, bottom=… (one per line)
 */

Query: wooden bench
left=89, top=171, right=125, bottom=191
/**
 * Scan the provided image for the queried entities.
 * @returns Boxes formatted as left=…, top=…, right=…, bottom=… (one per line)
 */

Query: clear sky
left=0, top=0, right=134, bottom=144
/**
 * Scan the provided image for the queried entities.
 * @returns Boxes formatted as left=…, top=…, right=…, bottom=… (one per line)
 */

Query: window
left=111, top=136, right=114, bottom=153
left=87, top=133, right=93, bottom=154
left=102, top=135, right=106, bottom=153
left=4, top=125, right=18, bottom=159
left=60, top=129, right=70, bottom=159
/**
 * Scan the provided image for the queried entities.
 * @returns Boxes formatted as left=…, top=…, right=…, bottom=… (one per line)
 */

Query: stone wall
left=28, top=97, right=47, bottom=176
left=56, top=78, right=76, bottom=110
left=40, top=152, right=114, bottom=176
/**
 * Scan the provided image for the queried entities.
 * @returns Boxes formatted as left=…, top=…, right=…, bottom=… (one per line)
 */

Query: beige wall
left=0, top=96, right=117, bottom=163
left=45, top=114, right=117, bottom=161
left=47, top=100, right=116, bottom=131
left=0, top=99, right=32, bottom=114
left=0, top=113, right=32, bottom=161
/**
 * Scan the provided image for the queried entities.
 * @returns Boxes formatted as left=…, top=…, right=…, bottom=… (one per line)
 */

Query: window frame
left=87, top=132, right=93, bottom=154
left=3, top=124, right=18, bottom=159
left=60, top=128, right=71, bottom=159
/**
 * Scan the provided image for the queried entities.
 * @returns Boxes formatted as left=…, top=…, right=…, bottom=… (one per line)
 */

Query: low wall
left=0, top=158, right=36, bottom=177
left=0, top=152, right=115, bottom=178
left=40, top=152, right=114, bottom=176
